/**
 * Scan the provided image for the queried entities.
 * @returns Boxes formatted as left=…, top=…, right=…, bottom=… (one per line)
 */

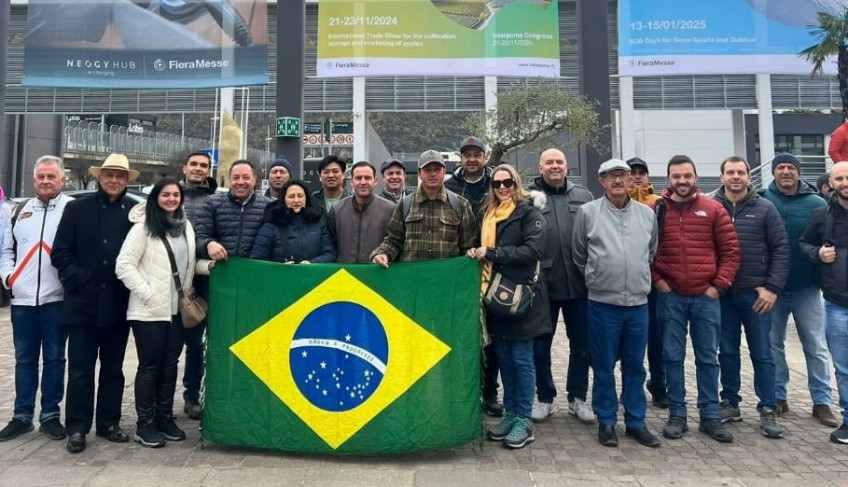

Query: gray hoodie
left=571, top=196, right=657, bottom=306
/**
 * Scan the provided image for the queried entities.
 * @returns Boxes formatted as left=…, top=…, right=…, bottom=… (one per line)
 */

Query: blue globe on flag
left=290, top=302, right=389, bottom=412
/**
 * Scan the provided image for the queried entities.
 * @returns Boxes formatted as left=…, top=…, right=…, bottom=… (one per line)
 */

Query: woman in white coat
left=116, top=177, right=197, bottom=448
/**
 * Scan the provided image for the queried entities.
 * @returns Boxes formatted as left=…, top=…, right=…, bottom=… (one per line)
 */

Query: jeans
left=132, top=317, right=184, bottom=426
left=182, top=321, right=205, bottom=400
left=825, top=301, right=848, bottom=423
left=719, top=291, right=776, bottom=411
left=11, top=302, right=66, bottom=423
left=534, top=298, right=589, bottom=403
left=646, top=290, right=666, bottom=396
left=493, top=336, right=535, bottom=418
left=587, top=300, right=648, bottom=428
left=770, top=287, right=831, bottom=406
left=658, top=290, right=721, bottom=419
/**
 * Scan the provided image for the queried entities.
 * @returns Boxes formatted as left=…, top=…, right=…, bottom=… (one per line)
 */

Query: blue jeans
left=719, top=291, right=776, bottom=411
left=182, top=321, right=205, bottom=400
left=493, top=337, right=535, bottom=418
left=770, top=287, right=831, bottom=406
left=11, top=302, right=67, bottom=423
left=587, top=300, right=648, bottom=428
left=658, top=290, right=721, bottom=419
left=824, top=301, right=848, bottom=423
left=534, top=298, right=589, bottom=403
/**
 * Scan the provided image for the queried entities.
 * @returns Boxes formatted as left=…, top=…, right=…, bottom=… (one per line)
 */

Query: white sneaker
left=568, top=398, right=597, bottom=424
left=530, top=401, right=554, bottom=422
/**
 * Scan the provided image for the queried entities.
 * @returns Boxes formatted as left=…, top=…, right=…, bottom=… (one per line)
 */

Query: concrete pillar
left=756, top=74, right=775, bottom=187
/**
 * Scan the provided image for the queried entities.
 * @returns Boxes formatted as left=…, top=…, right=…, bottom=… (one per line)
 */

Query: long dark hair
left=145, top=177, right=184, bottom=238
left=265, top=179, right=321, bottom=225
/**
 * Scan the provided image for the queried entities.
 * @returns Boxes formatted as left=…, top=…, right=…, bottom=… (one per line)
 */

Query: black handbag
left=483, top=262, right=540, bottom=320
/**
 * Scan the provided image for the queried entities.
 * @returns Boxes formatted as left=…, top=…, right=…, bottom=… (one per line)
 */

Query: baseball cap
left=380, top=159, right=405, bottom=174
left=418, top=150, right=445, bottom=169
left=626, top=157, right=649, bottom=172
left=460, top=137, right=486, bottom=153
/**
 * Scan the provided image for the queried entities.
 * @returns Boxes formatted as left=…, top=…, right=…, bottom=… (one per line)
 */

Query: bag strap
left=825, top=204, right=836, bottom=245
left=161, top=236, right=184, bottom=294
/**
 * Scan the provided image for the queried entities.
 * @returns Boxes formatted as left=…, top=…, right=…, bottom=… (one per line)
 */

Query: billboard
left=618, top=0, right=848, bottom=76
left=23, top=0, right=268, bottom=89
left=317, top=0, right=560, bottom=78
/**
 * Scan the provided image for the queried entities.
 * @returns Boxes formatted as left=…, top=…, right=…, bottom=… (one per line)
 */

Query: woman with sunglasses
left=467, top=164, right=549, bottom=449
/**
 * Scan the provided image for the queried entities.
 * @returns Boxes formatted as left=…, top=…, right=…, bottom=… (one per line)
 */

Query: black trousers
left=131, top=317, right=184, bottom=427
left=65, top=324, right=130, bottom=435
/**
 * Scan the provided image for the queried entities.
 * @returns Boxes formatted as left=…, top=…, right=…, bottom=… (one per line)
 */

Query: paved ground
left=0, top=307, right=846, bottom=486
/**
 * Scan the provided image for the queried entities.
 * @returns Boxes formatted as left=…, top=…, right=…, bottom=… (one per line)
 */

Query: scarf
left=166, top=213, right=187, bottom=237
left=479, top=199, right=516, bottom=294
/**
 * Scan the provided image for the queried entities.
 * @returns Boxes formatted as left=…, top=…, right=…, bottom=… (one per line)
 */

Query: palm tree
left=800, top=11, right=848, bottom=116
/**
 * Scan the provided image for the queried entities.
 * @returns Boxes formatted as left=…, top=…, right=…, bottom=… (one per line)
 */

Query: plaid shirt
left=372, top=186, right=477, bottom=262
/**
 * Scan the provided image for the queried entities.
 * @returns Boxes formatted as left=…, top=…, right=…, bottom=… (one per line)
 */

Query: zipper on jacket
left=35, top=201, right=49, bottom=307
left=236, top=205, right=245, bottom=255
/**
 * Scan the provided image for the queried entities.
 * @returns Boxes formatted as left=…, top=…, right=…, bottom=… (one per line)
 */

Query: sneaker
left=530, top=401, right=553, bottom=423
left=760, top=407, right=784, bottom=439
left=813, top=404, right=840, bottom=428
left=503, top=416, right=535, bottom=449
left=134, top=423, right=166, bottom=448
left=157, top=417, right=186, bottom=441
left=830, top=423, right=848, bottom=444
left=719, top=400, right=742, bottom=423
left=598, top=425, right=618, bottom=447
left=483, top=398, right=504, bottom=418
left=568, top=399, right=597, bottom=424
left=486, top=411, right=516, bottom=441
left=776, top=399, right=789, bottom=415
left=184, top=398, right=202, bottom=420
left=38, top=418, right=66, bottom=440
left=699, top=417, right=733, bottom=443
left=662, top=415, right=688, bottom=439
left=625, top=427, right=661, bottom=448
left=0, top=419, right=33, bottom=442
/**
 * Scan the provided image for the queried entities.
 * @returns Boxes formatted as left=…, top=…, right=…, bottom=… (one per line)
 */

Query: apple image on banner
left=745, top=0, right=846, bottom=27
left=431, top=0, right=552, bottom=31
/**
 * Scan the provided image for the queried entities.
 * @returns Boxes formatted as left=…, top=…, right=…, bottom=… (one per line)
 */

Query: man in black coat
left=52, top=154, right=137, bottom=453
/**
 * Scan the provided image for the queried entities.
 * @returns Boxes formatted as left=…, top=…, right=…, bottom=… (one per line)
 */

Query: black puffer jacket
left=485, top=193, right=551, bottom=340
left=180, top=177, right=217, bottom=224
left=250, top=203, right=336, bottom=263
left=194, top=191, right=273, bottom=259
left=445, top=165, right=494, bottom=219
left=713, top=187, right=790, bottom=293
left=800, top=199, right=848, bottom=308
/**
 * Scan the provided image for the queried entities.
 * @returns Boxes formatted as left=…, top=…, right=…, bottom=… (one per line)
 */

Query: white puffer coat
left=116, top=203, right=198, bottom=323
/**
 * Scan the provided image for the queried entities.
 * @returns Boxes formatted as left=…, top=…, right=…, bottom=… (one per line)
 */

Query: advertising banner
left=618, top=0, right=848, bottom=76
left=204, top=257, right=481, bottom=454
left=317, top=0, right=560, bottom=78
left=23, top=0, right=268, bottom=89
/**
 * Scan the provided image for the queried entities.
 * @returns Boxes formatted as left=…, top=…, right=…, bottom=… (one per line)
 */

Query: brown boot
left=813, top=404, right=839, bottom=427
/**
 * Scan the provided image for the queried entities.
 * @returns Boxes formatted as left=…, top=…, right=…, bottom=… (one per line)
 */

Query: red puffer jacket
left=650, top=188, right=740, bottom=296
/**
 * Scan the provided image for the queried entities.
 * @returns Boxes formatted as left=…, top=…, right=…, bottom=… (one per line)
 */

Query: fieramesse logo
left=230, top=269, right=450, bottom=449
left=152, top=58, right=230, bottom=72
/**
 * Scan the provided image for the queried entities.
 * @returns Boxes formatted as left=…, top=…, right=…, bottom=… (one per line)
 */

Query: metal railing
left=63, top=121, right=273, bottom=168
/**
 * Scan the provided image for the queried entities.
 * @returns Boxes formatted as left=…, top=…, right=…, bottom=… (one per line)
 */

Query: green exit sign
left=276, top=117, right=301, bottom=137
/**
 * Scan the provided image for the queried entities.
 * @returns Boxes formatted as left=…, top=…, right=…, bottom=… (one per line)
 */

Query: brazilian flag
left=203, top=257, right=482, bottom=454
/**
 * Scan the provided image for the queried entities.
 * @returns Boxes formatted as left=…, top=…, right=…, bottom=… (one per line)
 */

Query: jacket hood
left=531, top=176, right=574, bottom=195
left=264, top=200, right=322, bottom=226
left=180, top=177, right=218, bottom=194
left=661, top=186, right=702, bottom=202
left=760, top=179, right=820, bottom=198
left=626, top=184, right=657, bottom=199
left=527, top=190, right=547, bottom=210
left=450, top=164, right=494, bottom=181
left=128, top=202, right=147, bottom=223
left=713, top=185, right=759, bottom=207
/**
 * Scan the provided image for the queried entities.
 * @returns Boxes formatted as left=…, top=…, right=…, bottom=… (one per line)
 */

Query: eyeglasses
left=492, top=179, right=515, bottom=189
left=602, top=172, right=630, bottom=181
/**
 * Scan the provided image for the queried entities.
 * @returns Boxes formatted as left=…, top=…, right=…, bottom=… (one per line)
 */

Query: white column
left=619, top=76, right=635, bottom=159
left=353, top=77, right=368, bottom=162
left=756, top=74, right=775, bottom=187
left=731, top=109, right=746, bottom=158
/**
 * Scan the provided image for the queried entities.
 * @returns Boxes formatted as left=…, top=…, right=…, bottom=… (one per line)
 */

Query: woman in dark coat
left=250, top=180, right=336, bottom=264
left=468, top=163, right=549, bottom=450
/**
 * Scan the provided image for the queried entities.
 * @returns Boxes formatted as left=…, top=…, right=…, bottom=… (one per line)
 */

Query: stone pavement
left=0, top=307, right=846, bottom=487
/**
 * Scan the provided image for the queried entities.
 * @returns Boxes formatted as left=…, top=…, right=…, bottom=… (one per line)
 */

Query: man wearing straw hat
left=52, top=154, right=138, bottom=454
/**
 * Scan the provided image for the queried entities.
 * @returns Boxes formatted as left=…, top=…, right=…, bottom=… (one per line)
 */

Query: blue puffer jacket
left=194, top=191, right=273, bottom=259
left=760, top=180, right=826, bottom=291
left=713, top=187, right=790, bottom=293
left=250, top=203, right=336, bottom=264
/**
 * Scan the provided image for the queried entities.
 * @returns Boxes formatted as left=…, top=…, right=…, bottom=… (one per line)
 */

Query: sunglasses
left=492, top=179, right=515, bottom=189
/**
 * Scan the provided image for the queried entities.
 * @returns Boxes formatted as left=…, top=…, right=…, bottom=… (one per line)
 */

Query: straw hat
left=89, top=154, right=140, bottom=182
